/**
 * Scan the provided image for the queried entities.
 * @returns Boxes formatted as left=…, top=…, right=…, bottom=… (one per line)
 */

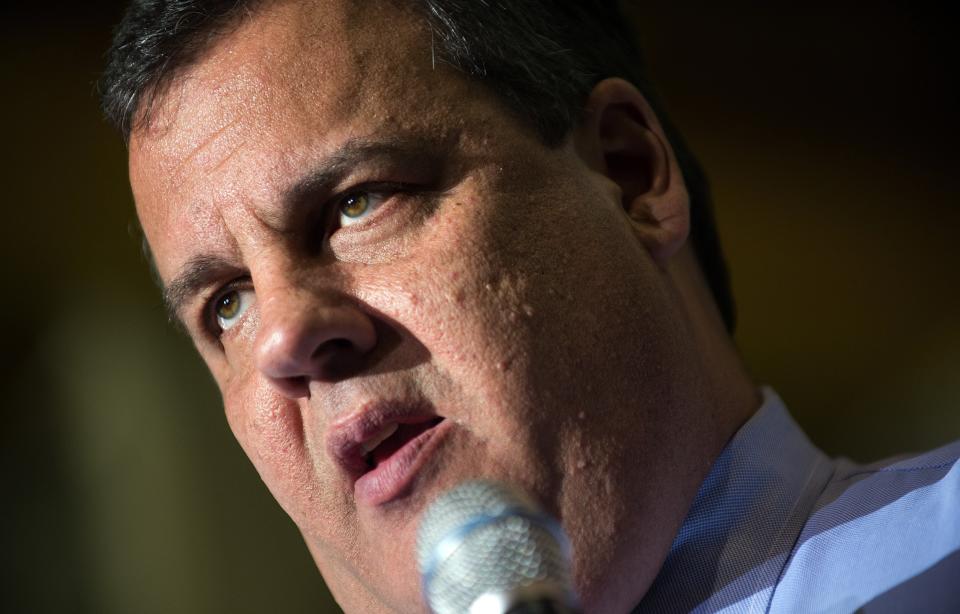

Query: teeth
left=362, top=423, right=399, bottom=455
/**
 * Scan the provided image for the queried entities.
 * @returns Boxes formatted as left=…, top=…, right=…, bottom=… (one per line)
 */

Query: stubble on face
left=128, top=1, right=715, bottom=612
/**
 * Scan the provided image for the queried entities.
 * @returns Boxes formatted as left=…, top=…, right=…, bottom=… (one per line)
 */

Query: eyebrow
left=278, top=135, right=430, bottom=227
left=161, top=135, right=438, bottom=323
left=163, top=253, right=239, bottom=325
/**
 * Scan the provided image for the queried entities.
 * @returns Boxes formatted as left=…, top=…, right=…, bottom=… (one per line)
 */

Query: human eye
left=337, top=191, right=388, bottom=228
left=209, top=286, right=256, bottom=334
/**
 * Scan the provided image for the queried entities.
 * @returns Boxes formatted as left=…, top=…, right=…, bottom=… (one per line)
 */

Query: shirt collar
left=636, top=387, right=835, bottom=613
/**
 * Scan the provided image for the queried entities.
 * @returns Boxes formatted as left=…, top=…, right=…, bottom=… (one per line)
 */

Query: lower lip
left=354, top=419, right=452, bottom=507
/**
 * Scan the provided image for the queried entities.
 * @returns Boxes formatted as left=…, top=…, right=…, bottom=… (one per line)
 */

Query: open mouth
left=364, top=417, right=445, bottom=471
left=351, top=415, right=449, bottom=506
left=327, top=400, right=452, bottom=507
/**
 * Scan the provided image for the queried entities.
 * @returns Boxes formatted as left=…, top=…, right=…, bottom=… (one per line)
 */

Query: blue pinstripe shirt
left=636, top=388, right=960, bottom=613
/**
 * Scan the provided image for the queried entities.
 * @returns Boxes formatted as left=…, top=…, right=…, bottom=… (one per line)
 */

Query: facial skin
left=129, top=1, right=758, bottom=612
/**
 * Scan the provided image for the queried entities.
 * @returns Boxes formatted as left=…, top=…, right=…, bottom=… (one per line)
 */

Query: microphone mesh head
left=416, top=480, right=573, bottom=614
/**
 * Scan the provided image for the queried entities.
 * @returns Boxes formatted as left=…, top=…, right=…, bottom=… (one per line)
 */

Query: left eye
left=338, top=192, right=386, bottom=227
left=214, top=288, right=255, bottom=332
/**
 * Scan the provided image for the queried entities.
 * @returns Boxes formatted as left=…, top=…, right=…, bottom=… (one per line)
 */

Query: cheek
left=366, top=194, right=553, bottom=436
left=395, top=227, right=526, bottom=368
left=222, top=379, right=329, bottom=526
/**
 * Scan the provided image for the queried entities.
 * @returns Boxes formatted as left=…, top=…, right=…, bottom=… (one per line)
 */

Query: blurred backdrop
left=3, top=1, right=958, bottom=612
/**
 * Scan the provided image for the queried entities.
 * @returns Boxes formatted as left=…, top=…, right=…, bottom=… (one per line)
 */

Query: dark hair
left=101, top=0, right=735, bottom=331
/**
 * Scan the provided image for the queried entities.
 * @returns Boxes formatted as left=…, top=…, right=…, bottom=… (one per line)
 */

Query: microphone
left=416, top=480, right=581, bottom=614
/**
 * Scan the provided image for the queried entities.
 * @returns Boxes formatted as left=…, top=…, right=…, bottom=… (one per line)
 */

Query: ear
left=573, top=78, right=690, bottom=267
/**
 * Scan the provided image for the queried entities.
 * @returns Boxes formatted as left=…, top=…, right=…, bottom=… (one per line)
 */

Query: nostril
left=312, top=338, right=366, bottom=381
left=311, top=337, right=354, bottom=364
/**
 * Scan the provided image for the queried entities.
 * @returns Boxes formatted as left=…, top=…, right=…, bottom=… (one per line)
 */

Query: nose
left=254, top=287, right=377, bottom=399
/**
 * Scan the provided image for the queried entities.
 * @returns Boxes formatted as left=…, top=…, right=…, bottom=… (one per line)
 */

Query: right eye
left=338, top=191, right=388, bottom=228
left=213, top=288, right=255, bottom=332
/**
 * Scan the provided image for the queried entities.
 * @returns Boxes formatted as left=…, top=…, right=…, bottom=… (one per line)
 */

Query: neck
left=669, top=244, right=761, bottom=453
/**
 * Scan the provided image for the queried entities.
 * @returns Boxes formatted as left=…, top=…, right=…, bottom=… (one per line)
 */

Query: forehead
left=128, top=0, right=482, bottom=281
left=133, top=0, right=407, bottom=163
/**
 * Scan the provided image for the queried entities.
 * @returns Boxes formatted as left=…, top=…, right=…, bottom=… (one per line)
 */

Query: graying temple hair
left=100, top=0, right=735, bottom=331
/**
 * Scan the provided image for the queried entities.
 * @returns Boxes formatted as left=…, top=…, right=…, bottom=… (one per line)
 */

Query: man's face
left=129, top=1, right=708, bottom=611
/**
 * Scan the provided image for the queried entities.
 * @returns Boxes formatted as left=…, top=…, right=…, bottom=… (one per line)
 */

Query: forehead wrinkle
left=174, top=113, right=248, bottom=181
left=136, top=0, right=480, bottom=296
left=168, top=4, right=373, bottom=209
left=148, top=0, right=437, bottom=187
left=158, top=188, right=242, bottom=288
left=143, top=15, right=304, bottom=183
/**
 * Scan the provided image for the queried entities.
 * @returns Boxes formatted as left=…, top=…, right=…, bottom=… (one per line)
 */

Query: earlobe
left=575, top=78, right=690, bottom=267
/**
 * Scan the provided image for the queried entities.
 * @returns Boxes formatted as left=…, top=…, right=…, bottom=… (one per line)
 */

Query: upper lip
left=326, top=398, right=441, bottom=480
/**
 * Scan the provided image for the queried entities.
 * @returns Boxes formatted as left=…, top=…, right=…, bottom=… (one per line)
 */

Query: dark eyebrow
left=163, top=253, right=240, bottom=325
left=278, top=135, right=428, bottom=228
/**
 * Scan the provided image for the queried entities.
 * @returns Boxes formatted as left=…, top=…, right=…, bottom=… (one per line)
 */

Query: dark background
left=3, top=2, right=958, bottom=612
